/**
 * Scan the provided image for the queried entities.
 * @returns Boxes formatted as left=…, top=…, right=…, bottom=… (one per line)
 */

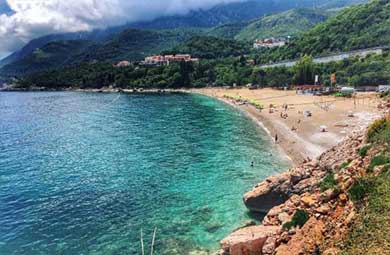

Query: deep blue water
left=0, top=92, right=288, bottom=255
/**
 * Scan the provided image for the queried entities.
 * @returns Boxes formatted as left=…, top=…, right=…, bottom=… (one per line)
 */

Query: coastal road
left=259, top=47, right=386, bottom=69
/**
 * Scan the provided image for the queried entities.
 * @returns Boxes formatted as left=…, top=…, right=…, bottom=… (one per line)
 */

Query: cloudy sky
left=0, top=0, right=245, bottom=59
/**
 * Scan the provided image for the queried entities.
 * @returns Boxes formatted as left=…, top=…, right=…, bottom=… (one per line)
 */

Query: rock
left=243, top=182, right=289, bottom=213
left=277, top=212, right=292, bottom=225
left=345, top=211, right=356, bottom=226
left=301, top=195, right=316, bottom=207
left=262, top=237, right=277, bottom=255
left=323, top=248, right=339, bottom=255
left=315, top=204, right=330, bottom=215
left=275, top=218, right=325, bottom=255
left=220, top=225, right=281, bottom=255
left=338, top=193, right=348, bottom=203
left=320, top=189, right=338, bottom=202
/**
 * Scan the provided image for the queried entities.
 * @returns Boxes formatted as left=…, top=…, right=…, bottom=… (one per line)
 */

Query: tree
left=293, top=55, right=315, bottom=85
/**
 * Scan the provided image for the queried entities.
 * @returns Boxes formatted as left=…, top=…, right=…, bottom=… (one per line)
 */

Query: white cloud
left=0, top=0, right=245, bottom=58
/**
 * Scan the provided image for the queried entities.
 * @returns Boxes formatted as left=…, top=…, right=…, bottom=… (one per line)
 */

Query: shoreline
left=189, top=90, right=295, bottom=166
left=191, top=88, right=382, bottom=166
left=2, top=86, right=381, bottom=166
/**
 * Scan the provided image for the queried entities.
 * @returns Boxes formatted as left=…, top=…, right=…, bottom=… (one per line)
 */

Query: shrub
left=282, top=209, right=309, bottom=230
left=368, top=154, right=390, bottom=172
left=340, top=160, right=352, bottom=169
left=366, top=118, right=390, bottom=144
left=319, top=172, right=339, bottom=192
left=358, top=145, right=371, bottom=157
left=348, top=178, right=374, bottom=202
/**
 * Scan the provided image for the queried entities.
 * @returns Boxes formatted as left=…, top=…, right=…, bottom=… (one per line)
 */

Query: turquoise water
left=0, top=92, right=288, bottom=255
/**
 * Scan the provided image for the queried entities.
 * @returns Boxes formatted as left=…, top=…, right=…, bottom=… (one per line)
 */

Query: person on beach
left=275, top=134, right=278, bottom=143
left=251, top=162, right=254, bottom=167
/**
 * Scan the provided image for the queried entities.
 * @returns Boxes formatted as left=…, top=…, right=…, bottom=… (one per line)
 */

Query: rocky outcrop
left=243, top=134, right=363, bottom=213
left=220, top=226, right=281, bottom=255
left=220, top=131, right=384, bottom=255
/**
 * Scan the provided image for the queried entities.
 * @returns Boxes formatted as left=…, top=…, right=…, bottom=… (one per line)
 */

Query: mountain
left=0, top=40, right=96, bottom=77
left=206, top=22, right=250, bottom=39
left=0, top=0, right=368, bottom=67
left=235, top=8, right=332, bottom=41
left=78, top=28, right=203, bottom=62
left=0, top=28, right=203, bottom=77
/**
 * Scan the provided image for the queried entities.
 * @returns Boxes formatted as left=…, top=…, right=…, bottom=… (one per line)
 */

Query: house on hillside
left=142, top=54, right=199, bottom=66
left=253, top=37, right=289, bottom=49
left=115, top=61, right=131, bottom=67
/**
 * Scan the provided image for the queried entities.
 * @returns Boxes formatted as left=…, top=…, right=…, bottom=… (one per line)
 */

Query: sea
left=0, top=92, right=288, bottom=254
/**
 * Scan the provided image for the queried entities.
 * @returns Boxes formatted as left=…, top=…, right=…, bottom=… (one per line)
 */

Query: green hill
left=0, top=40, right=95, bottom=77
left=206, top=22, right=249, bottom=39
left=0, top=28, right=203, bottom=77
left=235, top=8, right=332, bottom=41
left=273, top=0, right=390, bottom=60
left=166, top=36, right=251, bottom=59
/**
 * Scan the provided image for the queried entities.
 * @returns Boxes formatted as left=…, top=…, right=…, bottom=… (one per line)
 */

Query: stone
left=323, top=248, right=339, bottom=255
left=262, top=237, right=277, bottom=255
left=275, top=218, right=325, bottom=255
left=220, top=225, right=281, bottom=255
left=345, top=211, right=356, bottom=226
left=277, top=212, right=292, bottom=225
left=301, top=195, right=316, bottom=207
left=338, top=193, right=348, bottom=203
left=244, top=182, right=289, bottom=213
left=315, top=204, right=330, bottom=215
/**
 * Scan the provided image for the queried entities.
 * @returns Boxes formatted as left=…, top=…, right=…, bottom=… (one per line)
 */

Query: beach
left=192, top=88, right=382, bottom=165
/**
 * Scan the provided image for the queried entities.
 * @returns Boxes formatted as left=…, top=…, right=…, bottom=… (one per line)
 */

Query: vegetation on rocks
left=319, top=172, right=339, bottom=192
left=282, top=209, right=310, bottom=230
left=341, top=118, right=390, bottom=254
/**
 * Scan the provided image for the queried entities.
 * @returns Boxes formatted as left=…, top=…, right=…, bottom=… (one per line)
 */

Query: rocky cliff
left=217, top=125, right=388, bottom=255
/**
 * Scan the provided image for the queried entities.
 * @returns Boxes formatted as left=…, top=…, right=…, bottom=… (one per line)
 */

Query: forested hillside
left=261, top=0, right=390, bottom=63
left=235, top=8, right=332, bottom=41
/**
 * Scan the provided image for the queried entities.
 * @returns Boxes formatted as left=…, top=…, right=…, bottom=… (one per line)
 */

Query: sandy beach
left=191, top=88, right=382, bottom=165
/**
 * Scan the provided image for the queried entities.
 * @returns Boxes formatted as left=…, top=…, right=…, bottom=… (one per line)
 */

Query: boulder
left=244, top=182, right=290, bottom=213
left=275, top=218, right=325, bottom=255
left=220, top=225, right=281, bottom=255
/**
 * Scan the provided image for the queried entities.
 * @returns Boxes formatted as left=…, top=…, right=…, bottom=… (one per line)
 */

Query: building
left=115, top=61, right=131, bottom=67
left=253, top=37, right=289, bottom=49
left=295, top=85, right=324, bottom=95
left=142, top=54, right=199, bottom=66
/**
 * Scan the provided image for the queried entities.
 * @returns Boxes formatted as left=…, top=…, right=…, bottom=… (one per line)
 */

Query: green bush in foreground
left=340, top=160, right=352, bottom=169
left=348, top=178, right=374, bottom=202
left=358, top=145, right=371, bottom=158
left=341, top=170, right=390, bottom=254
left=368, top=154, right=390, bottom=173
left=366, top=118, right=390, bottom=144
left=319, top=172, right=339, bottom=192
left=282, top=209, right=309, bottom=230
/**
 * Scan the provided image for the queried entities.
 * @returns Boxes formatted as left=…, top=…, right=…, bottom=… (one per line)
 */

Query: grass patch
left=348, top=178, right=374, bottom=202
left=319, top=172, right=339, bottom=192
left=282, top=209, right=309, bottom=230
left=340, top=160, right=352, bottom=169
left=366, top=118, right=390, bottom=144
left=358, top=145, right=371, bottom=158
left=368, top=154, right=390, bottom=173
left=341, top=170, right=390, bottom=254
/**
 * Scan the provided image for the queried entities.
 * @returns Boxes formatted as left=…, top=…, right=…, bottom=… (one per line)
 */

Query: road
left=259, top=47, right=386, bottom=68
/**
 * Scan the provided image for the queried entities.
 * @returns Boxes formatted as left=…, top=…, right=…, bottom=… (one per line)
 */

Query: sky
left=0, top=0, right=245, bottom=59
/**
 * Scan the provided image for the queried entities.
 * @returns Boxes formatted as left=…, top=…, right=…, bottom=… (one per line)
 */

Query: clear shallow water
left=0, top=92, right=288, bottom=255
